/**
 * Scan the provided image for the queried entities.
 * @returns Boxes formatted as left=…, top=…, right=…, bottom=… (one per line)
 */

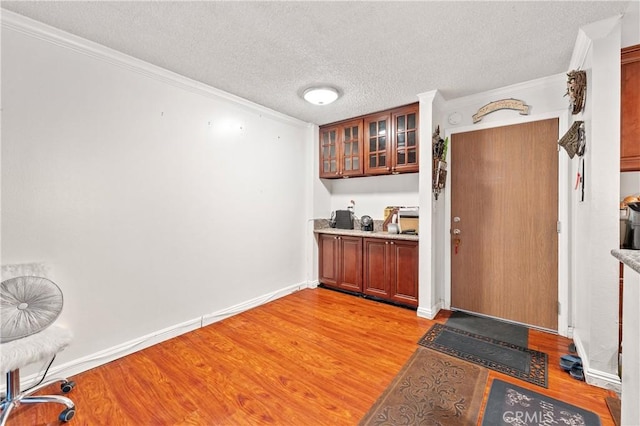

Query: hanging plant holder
left=432, top=126, right=448, bottom=200
left=566, top=70, right=587, bottom=114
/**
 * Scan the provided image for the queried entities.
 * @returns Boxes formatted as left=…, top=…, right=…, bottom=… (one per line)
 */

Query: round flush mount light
left=303, top=86, right=340, bottom=105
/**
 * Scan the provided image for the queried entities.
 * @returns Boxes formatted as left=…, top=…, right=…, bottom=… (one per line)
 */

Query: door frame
left=443, top=110, right=571, bottom=336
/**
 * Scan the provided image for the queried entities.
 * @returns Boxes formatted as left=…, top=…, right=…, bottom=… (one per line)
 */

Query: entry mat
left=418, top=323, right=547, bottom=387
left=446, top=310, right=529, bottom=347
left=359, top=347, right=488, bottom=426
left=482, top=379, right=601, bottom=425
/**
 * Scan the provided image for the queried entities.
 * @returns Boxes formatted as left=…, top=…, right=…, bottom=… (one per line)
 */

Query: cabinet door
left=390, top=240, right=419, bottom=307
left=319, top=126, right=340, bottom=178
left=392, top=105, right=419, bottom=174
left=364, top=113, right=391, bottom=175
left=621, top=45, right=640, bottom=172
left=363, top=238, right=391, bottom=299
left=339, top=236, right=363, bottom=291
left=318, top=234, right=340, bottom=288
left=340, top=120, right=364, bottom=177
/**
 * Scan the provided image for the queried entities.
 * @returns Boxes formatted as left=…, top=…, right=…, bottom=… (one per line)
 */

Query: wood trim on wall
left=621, top=44, right=640, bottom=172
left=622, top=44, right=640, bottom=65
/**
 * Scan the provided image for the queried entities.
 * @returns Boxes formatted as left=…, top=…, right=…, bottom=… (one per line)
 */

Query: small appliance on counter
left=399, top=207, right=419, bottom=235
left=623, top=202, right=640, bottom=250
left=331, top=210, right=354, bottom=229
left=361, top=215, right=373, bottom=231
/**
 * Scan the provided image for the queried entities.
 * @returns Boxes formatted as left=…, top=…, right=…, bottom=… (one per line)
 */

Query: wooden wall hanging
left=566, top=70, right=586, bottom=114
left=558, top=120, right=585, bottom=159
left=472, top=98, right=530, bottom=123
left=432, top=126, right=447, bottom=200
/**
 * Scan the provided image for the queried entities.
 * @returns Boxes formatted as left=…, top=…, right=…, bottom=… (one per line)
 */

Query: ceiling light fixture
left=303, top=86, right=340, bottom=106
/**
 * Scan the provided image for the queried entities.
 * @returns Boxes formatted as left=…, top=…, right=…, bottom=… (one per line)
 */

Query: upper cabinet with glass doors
left=391, top=104, right=419, bottom=173
left=319, top=119, right=364, bottom=178
left=319, top=103, right=419, bottom=179
left=364, top=105, right=419, bottom=175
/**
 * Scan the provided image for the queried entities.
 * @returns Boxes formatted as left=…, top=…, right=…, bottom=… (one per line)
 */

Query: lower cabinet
left=318, top=233, right=418, bottom=308
left=363, top=238, right=419, bottom=307
left=318, top=234, right=362, bottom=292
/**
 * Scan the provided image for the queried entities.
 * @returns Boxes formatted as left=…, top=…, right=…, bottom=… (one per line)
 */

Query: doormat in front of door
left=418, top=323, right=547, bottom=388
left=481, top=379, right=600, bottom=425
left=446, top=311, right=529, bottom=347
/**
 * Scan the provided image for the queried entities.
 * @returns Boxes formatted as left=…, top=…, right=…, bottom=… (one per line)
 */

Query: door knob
left=452, top=229, right=461, bottom=235
left=453, top=217, right=461, bottom=223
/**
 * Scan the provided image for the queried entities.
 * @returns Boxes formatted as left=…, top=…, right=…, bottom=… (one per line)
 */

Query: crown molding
left=441, top=73, right=566, bottom=111
left=1, top=10, right=311, bottom=128
left=569, top=14, right=623, bottom=71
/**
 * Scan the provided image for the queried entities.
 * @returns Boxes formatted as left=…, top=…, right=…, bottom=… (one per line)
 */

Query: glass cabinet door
left=340, top=119, right=363, bottom=177
left=319, top=126, right=339, bottom=178
left=393, top=105, right=419, bottom=173
left=364, top=113, right=391, bottom=175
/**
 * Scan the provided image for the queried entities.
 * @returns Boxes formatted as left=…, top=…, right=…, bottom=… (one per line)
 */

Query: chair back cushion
left=1, top=276, right=64, bottom=343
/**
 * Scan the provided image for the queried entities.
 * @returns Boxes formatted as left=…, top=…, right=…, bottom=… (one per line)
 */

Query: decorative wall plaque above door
left=472, top=98, right=530, bottom=123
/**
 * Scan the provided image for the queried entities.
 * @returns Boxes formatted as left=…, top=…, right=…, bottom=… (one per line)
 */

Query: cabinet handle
left=385, top=241, right=389, bottom=245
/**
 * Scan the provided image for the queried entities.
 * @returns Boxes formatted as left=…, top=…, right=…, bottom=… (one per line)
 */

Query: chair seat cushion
left=0, top=325, right=73, bottom=372
left=1, top=276, right=64, bottom=343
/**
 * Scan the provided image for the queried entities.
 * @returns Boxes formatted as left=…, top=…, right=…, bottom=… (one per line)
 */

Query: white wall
left=1, top=13, right=312, bottom=378
left=326, top=174, right=419, bottom=220
left=621, top=172, right=640, bottom=198
left=570, top=15, right=622, bottom=390
left=622, top=0, right=640, bottom=47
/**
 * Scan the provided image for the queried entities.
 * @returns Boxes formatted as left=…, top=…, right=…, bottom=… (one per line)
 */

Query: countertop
left=612, top=249, right=640, bottom=274
left=314, top=227, right=419, bottom=242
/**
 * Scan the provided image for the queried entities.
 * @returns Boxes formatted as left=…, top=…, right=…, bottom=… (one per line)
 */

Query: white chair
left=0, top=276, right=76, bottom=424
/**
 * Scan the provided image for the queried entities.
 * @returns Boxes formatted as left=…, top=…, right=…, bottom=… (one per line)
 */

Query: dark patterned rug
left=446, top=311, right=528, bottom=347
left=359, top=347, right=488, bottom=426
left=418, top=323, right=547, bottom=388
left=482, top=379, right=601, bottom=425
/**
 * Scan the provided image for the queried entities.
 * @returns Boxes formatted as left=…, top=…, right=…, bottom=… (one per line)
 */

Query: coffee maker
left=361, top=215, right=374, bottom=231
left=623, top=202, right=640, bottom=250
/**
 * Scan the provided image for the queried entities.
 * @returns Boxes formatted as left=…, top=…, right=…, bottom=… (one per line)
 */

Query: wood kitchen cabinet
left=318, top=233, right=362, bottom=292
left=621, top=44, right=640, bottom=172
left=320, top=103, right=419, bottom=178
left=364, top=112, right=391, bottom=175
left=390, top=104, right=420, bottom=174
left=363, top=238, right=419, bottom=307
left=364, top=104, right=419, bottom=175
left=319, top=119, right=364, bottom=178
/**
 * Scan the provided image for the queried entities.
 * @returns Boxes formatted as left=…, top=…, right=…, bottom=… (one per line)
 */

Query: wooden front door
left=450, top=119, right=559, bottom=330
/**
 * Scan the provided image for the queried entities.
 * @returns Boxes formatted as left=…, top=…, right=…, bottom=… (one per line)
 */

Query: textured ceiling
left=1, top=1, right=631, bottom=125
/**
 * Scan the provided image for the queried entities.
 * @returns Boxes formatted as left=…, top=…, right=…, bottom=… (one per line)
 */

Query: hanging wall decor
left=472, top=98, right=530, bottom=123
left=565, top=70, right=587, bottom=114
left=558, top=120, right=585, bottom=159
left=558, top=120, right=586, bottom=202
left=432, top=126, right=447, bottom=200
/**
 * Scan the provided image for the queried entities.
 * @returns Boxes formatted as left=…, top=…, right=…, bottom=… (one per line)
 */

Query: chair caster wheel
left=59, top=407, right=76, bottom=422
left=61, top=381, right=76, bottom=393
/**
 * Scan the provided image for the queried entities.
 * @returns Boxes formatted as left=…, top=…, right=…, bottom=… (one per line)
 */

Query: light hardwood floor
left=7, top=288, right=617, bottom=425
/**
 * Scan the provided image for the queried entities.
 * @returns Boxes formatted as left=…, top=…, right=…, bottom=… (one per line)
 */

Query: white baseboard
left=572, top=331, right=622, bottom=393
left=417, top=301, right=442, bottom=320
left=201, top=281, right=309, bottom=326
left=9, top=281, right=310, bottom=391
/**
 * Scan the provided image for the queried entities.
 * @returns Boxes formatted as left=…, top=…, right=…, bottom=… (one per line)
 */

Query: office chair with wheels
left=0, top=276, right=76, bottom=424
